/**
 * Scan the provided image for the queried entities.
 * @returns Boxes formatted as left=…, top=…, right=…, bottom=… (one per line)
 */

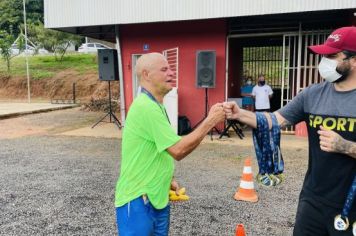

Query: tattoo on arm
left=334, top=137, right=356, bottom=159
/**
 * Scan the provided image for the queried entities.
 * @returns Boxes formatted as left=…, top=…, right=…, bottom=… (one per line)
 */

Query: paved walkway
left=0, top=102, right=78, bottom=119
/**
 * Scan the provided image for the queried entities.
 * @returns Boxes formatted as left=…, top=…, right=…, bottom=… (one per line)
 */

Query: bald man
left=115, top=53, right=225, bottom=236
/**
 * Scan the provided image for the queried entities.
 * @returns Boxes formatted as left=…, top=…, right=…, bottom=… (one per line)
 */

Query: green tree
left=27, top=23, right=82, bottom=61
left=1, top=0, right=81, bottom=64
left=0, top=0, right=44, bottom=37
left=0, top=31, right=16, bottom=72
left=26, top=0, right=44, bottom=24
left=0, top=0, right=22, bottom=36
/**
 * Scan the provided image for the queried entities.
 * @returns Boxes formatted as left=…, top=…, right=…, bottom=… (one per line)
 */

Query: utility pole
left=23, top=0, right=31, bottom=103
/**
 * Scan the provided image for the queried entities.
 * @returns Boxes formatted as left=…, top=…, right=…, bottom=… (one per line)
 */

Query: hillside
left=0, top=54, right=120, bottom=102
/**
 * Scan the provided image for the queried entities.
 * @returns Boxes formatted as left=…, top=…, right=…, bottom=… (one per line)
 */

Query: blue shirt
left=241, top=85, right=254, bottom=105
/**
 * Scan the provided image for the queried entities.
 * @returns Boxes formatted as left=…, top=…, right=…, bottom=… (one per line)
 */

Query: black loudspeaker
left=196, top=50, right=216, bottom=88
left=98, top=49, right=119, bottom=81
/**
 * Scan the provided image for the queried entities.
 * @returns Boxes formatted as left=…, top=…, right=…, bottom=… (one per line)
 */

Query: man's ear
left=141, top=69, right=150, bottom=81
left=351, top=57, right=356, bottom=68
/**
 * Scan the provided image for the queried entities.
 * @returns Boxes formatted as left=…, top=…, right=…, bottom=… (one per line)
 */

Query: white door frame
left=163, top=48, right=179, bottom=134
left=131, top=54, right=143, bottom=98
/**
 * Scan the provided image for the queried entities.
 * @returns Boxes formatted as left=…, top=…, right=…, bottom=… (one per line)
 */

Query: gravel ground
left=0, top=108, right=309, bottom=236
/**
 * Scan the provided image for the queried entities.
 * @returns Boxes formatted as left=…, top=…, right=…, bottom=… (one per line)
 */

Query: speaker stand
left=192, top=88, right=220, bottom=141
left=92, top=81, right=122, bottom=129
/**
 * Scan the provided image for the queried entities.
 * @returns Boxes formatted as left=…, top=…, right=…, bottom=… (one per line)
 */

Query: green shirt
left=115, top=93, right=181, bottom=209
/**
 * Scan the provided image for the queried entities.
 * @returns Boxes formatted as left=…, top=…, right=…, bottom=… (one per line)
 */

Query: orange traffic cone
left=234, top=157, right=258, bottom=202
left=235, top=224, right=246, bottom=236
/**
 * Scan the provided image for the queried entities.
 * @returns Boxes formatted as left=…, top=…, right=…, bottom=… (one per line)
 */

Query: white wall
left=44, top=0, right=356, bottom=28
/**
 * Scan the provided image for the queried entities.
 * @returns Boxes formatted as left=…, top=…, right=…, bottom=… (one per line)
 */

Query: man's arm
left=223, top=102, right=291, bottom=129
left=268, top=86, right=273, bottom=99
left=251, top=87, right=256, bottom=100
left=167, top=103, right=225, bottom=161
left=318, top=126, right=356, bottom=159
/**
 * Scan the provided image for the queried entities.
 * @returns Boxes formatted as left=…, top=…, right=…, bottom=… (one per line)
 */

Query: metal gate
left=243, top=46, right=284, bottom=88
left=281, top=30, right=331, bottom=107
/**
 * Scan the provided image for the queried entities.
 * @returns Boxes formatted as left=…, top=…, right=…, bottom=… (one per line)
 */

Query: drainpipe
left=23, top=0, right=31, bottom=103
left=115, top=25, right=126, bottom=125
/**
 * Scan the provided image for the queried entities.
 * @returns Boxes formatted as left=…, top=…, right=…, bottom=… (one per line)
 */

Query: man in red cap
left=224, top=26, right=356, bottom=235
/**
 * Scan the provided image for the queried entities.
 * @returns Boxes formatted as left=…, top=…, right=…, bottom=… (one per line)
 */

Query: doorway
left=227, top=30, right=330, bottom=111
left=227, top=35, right=285, bottom=111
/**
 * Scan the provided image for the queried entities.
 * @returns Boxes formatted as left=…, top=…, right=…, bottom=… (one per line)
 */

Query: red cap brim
left=308, top=45, right=342, bottom=55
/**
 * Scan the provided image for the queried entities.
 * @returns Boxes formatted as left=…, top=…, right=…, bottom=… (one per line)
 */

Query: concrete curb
left=0, top=104, right=80, bottom=120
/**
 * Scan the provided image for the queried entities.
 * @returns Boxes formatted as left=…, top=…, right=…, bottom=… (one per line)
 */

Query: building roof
left=44, top=0, right=356, bottom=28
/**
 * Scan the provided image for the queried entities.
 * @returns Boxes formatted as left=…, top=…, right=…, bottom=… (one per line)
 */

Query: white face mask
left=246, top=80, right=252, bottom=85
left=318, top=57, right=342, bottom=83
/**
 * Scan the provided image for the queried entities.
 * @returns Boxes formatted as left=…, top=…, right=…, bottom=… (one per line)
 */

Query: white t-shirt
left=252, top=84, right=273, bottom=109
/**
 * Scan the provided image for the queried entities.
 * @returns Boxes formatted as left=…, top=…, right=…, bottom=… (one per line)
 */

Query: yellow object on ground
left=169, top=187, right=189, bottom=201
left=169, top=187, right=186, bottom=196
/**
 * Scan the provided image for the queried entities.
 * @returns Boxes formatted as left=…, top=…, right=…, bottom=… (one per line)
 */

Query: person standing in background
left=241, top=76, right=254, bottom=111
left=252, top=74, right=273, bottom=112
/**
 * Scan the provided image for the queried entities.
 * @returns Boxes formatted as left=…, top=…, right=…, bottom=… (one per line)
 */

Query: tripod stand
left=92, top=81, right=122, bottom=129
left=192, top=88, right=220, bottom=140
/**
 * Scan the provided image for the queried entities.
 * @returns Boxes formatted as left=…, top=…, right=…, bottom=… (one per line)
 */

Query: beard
left=334, top=64, right=350, bottom=83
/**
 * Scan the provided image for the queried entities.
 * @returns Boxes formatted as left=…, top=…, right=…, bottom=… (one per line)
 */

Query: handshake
left=204, top=101, right=241, bottom=125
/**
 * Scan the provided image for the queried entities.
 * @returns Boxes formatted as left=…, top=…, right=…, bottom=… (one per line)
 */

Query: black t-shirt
left=279, top=82, right=356, bottom=210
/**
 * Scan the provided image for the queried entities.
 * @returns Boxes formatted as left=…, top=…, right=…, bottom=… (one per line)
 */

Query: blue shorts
left=116, top=196, right=170, bottom=236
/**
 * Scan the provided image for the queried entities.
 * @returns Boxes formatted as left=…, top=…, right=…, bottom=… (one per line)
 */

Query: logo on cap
left=308, top=26, right=356, bottom=55
left=328, top=34, right=341, bottom=42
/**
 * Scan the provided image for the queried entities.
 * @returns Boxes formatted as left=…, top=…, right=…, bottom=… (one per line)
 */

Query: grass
left=0, top=53, right=98, bottom=80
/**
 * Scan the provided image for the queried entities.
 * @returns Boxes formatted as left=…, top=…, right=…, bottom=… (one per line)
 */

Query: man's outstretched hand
left=223, top=102, right=240, bottom=120
left=206, top=103, right=226, bottom=125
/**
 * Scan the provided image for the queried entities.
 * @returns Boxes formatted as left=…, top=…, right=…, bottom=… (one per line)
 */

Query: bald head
left=136, top=53, right=166, bottom=81
left=135, top=52, right=174, bottom=100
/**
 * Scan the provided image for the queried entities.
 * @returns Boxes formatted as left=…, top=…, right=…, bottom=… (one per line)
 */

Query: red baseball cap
left=308, top=26, right=356, bottom=55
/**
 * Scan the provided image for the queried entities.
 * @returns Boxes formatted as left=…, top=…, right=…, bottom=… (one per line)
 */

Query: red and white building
left=44, top=0, right=356, bottom=133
